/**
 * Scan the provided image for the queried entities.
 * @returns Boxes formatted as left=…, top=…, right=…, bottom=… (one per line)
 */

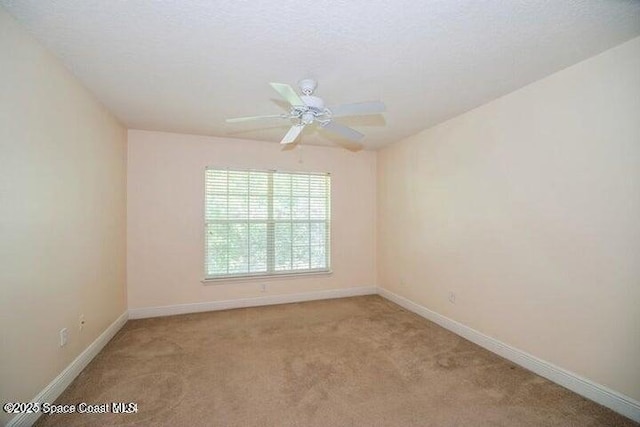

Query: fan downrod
left=298, top=78, right=317, bottom=95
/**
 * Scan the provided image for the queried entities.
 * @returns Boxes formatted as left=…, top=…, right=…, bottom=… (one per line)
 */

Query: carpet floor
left=34, top=295, right=636, bottom=426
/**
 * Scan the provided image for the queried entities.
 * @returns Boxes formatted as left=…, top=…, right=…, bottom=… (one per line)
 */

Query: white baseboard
left=7, top=311, right=129, bottom=427
left=377, top=287, right=640, bottom=423
left=128, top=286, right=377, bottom=319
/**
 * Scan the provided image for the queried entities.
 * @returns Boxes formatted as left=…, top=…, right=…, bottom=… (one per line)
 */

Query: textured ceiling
left=2, top=1, right=640, bottom=149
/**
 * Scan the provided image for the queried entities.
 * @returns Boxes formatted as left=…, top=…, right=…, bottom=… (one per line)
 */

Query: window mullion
left=266, top=172, right=275, bottom=273
left=289, top=174, right=293, bottom=270
left=226, top=171, right=230, bottom=275
left=326, top=176, right=330, bottom=269
left=308, top=177, right=311, bottom=269
left=247, top=172, right=251, bottom=274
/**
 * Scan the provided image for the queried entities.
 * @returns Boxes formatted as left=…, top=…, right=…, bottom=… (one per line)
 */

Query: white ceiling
left=2, top=1, right=640, bottom=149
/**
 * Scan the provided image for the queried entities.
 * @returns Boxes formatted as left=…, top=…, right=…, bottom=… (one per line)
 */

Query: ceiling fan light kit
left=226, top=79, right=386, bottom=147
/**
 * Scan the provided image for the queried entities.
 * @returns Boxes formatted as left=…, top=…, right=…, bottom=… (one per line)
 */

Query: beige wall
left=127, top=130, right=376, bottom=309
left=378, top=36, right=640, bottom=401
left=0, top=8, right=127, bottom=425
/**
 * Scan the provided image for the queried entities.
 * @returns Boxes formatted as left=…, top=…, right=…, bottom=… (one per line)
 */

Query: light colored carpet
left=34, top=295, right=636, bottom=426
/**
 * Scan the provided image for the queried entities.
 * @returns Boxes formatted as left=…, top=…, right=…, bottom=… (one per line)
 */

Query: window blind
left=204, top=168, right=331, bottom=279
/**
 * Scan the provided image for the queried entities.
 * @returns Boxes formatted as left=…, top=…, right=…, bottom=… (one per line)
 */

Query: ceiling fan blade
left=280, top=124, right=304, bottom=144
left=332, top=139, right=363, bottom=152
left=270, top=83, right=304, bottom=106
left=328, top=101, right=386, bottom=117
left=226, top=114, right=286, bottom=123
left=321, top=121, right=364, bottom=141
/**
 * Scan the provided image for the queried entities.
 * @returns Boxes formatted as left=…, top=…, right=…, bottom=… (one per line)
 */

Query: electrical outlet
left=448, top=292, right=456, bottom=304
left=60, top=328, right=68, bottom=347
left=79, top=314, right=85, bottom=331
left=261, top=283, right=267, bottom=293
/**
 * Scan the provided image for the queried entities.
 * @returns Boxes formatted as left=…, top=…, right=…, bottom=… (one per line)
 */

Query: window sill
left=201, top=270, right=332, bottom=285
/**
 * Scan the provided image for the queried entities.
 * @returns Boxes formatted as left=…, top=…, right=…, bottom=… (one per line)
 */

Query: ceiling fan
left=225, top=79, right=385, bottom=146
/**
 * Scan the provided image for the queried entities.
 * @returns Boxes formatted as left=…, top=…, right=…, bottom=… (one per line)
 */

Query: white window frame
left=203, top=167, right=331, bottom=282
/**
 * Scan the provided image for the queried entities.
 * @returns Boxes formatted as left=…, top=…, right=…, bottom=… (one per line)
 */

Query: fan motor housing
left=300, top=95, right=324, bottom=110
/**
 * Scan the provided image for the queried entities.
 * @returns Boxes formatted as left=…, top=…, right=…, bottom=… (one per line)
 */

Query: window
left=204, top=168, right=331, bottom=279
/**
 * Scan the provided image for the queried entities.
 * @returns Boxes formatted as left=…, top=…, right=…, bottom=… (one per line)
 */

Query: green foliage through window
left=205, top=169, right=331, bottom=278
